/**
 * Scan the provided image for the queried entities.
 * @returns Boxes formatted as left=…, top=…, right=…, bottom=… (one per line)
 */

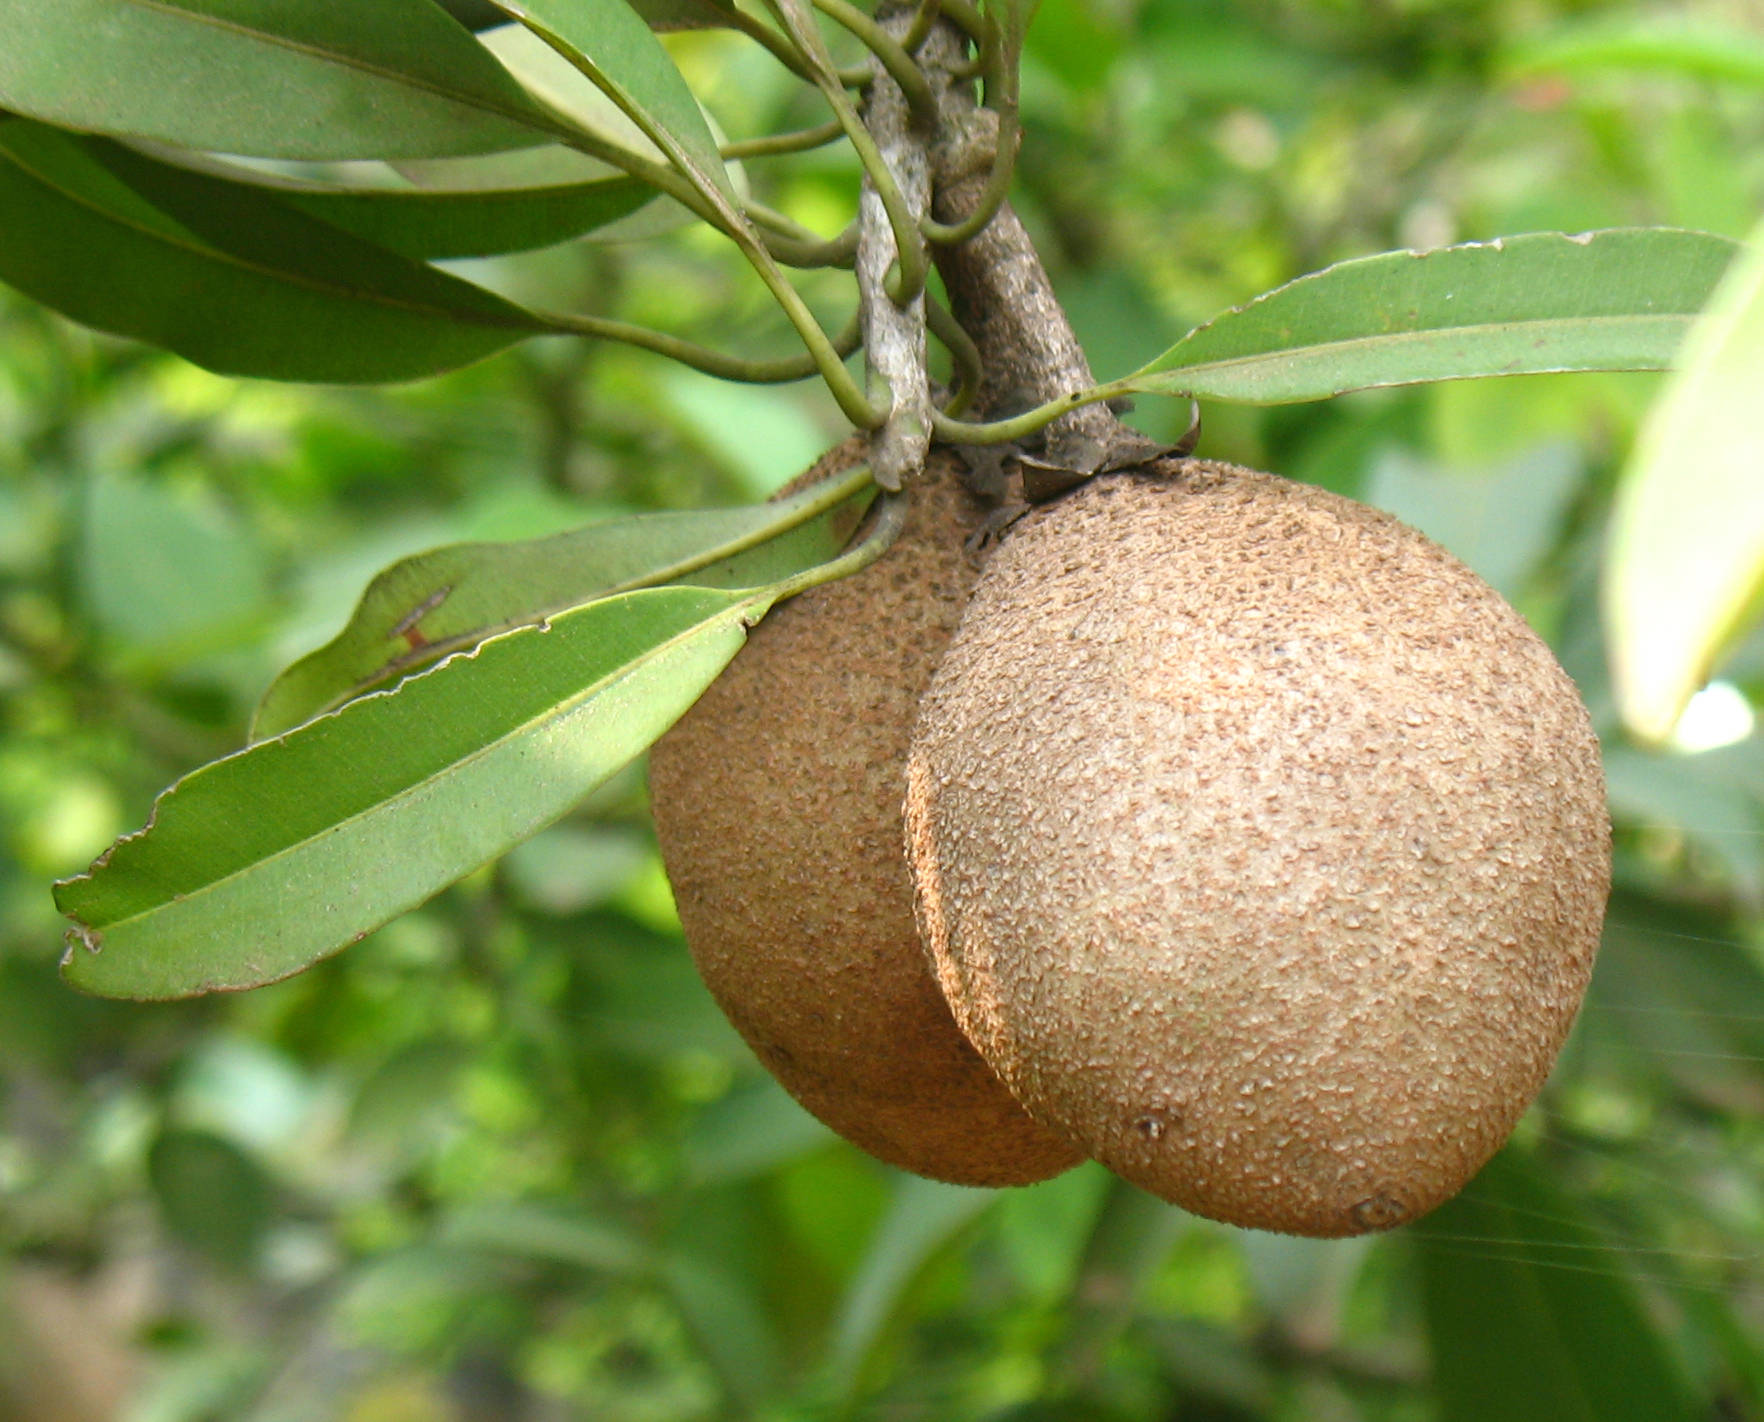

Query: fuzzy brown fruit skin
left=648, top=443, right=1083, bottom=1186
left=904, top=462, right=1610, bottom=1236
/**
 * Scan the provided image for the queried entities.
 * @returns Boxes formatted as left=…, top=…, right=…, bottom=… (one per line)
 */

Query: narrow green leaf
left=0, top=121, right=556, bottom=383
left=1504, top=17, right=1764, bottom=90
left=148, top=150, right=658, bottom=258
left=57, top=585, right=776, bottom=1000
left=0, top=0, right=559, bottom=160
left=1605, top=216, right=1764, bottom=744
left=827, top=1176, right=996, bottom=1393
left=252, top=471, right=873, bottom=738
left=1060, top=1177, right=1185, bottom=1377
left=1414, top=1150, right=1702, bottom=1422
left=277, top=175, right=654, bottom=259
left=657, top=1254, right=782, bottom=1408
left=490, top=0, right=739, bottom=202
left=1125, top=229, right=1740, bottom=404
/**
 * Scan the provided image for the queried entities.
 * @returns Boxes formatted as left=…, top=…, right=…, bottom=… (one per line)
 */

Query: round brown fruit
left=904, top=461, right=1609, bottom=1235
left=649, top=444, right=1083, bottom=1186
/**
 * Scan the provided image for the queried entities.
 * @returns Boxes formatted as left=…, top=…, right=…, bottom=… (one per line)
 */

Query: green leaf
left=0, top=121, right=556, bottom=383
left=1414, top=1149, right=1702, bottom=1422
left=827, top=1176, right=996, bottom=1395
left=80, top=467, right=269, bottom=658
left=1060, top=1177, right=1185, bottom=1377
left=253, top=469, right=873, bottom=738
left=490, top=0, right=739, bottom=203
left=147, top=1128, right=273, bottom=1271
left=1605, top=215, right=1764, bottom=744
left=57, top=584, right=780, bottom=1000
left=175, top=158, right=658, bottom=259
left=0, top=0, right=559, bottom=160
left=628, top=0, right=738, bottom=30
left=1504, top=17, right=1764, bottom=91
left=1125, top=229, right=1740, bottom=404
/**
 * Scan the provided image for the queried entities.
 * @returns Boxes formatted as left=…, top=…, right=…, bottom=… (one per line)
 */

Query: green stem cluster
left=525, top=0, right=1100, bottom=451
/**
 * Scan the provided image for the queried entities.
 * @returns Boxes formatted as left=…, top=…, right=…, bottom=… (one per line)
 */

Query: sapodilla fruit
left=649, top=442, right=1083, bottom=1185
left=904, top=461, right=1609, bottom=1235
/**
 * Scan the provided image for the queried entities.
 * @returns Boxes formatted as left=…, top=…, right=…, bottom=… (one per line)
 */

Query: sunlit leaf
left=1414, top=1149, right=1703, bottom=1422
left=252, top=469, right=872, bottom=738
left=489, top=0, right=739, bottom=202
left=0, top=0, right=558, bottom=160
left=1125, top=229, right=1739, bottom=403
left=58, top=585, right=783, bottom=1000
left=1605, top=216, right=1764, bottom=744
left=0, top=121, right=556, bottom=382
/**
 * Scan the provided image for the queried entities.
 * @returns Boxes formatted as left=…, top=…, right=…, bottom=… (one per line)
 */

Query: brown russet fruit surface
left=649, top=443, right=1083, bottom=1186
left=904, top=461, right=1609, bottom=1235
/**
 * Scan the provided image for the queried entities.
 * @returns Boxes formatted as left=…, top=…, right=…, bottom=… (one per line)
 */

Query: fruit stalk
left=912, top=20, right=1160, bottom=475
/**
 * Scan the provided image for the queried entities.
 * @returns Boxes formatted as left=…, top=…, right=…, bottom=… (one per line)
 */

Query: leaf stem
left=763, top=0, right=930, bottom=305
left=721, top=118, right=845, bottom=159
left=718, top=5, right=821, bottom=84
left=627, top=459, right=878, bottom=595
left=745, top=202, right=861, bottom=267
left=766, top=486, right=907, bottom=601
left=540, top=309, right=861, bottom=382
left=929, top=0, right=985, bottom=45
left=900, top=0, right=944, bottom=52
left=510, top=17, right=882, bottom=427
left=926, top=293, right=983, bottom=417
left=929, top=376, right=1138, bottom=445
left=808, top=0, right=938, bottom=122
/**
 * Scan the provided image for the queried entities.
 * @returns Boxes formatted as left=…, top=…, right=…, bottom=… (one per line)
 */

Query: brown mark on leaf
left=392, top=586, right=452, bottom=651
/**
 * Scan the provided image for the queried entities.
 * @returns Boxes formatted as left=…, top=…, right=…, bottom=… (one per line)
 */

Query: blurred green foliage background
left=5, top=0, right=1764, bottom=1417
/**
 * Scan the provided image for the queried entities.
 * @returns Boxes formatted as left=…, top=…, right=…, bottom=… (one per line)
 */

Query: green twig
left=641, top=459, right=878, bottom=593
left=721, top=118, right=846, bottom=159
left=746, top=204, right=862, bottom=268
left=925, top=295, right=982, bottom=418
left=929, top=377, right=1138, bottom=445
left=763, top=0, right=930, bottom=304
left=542, top=309, right=861, bottom=383
left=934, top=0, right=986, bottom=43
left=922, top=4, right=1020, bottom=244
left=720, top=5, right=821, bottom=83
left=901, top=0, right=943, bottom=52
left=507, top=16, right=882, bottom=427
left=767, top=487, right=907, bottom=601
left=808, top=0, right=938, bottom=122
